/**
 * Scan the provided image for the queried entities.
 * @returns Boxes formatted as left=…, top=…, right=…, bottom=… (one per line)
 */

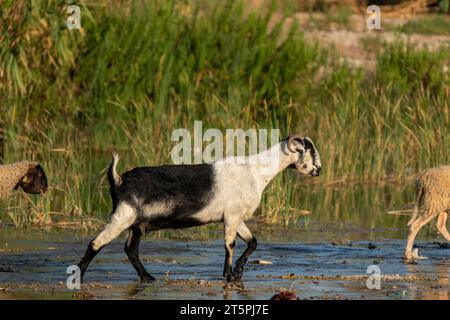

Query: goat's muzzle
left=311, top=166, right=321, bottom=177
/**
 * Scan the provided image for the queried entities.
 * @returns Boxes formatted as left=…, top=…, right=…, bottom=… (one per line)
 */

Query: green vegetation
left=0, top=1, right=449, bottom=228
left=398, top=15, right=450, bottom=35
left=305, top=4, right=353, bottom=30
left=438, top=0, right=450, bottom=14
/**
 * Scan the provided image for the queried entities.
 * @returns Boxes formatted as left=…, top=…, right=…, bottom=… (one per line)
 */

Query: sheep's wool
left=416, top=165, right=450, bottom=214
left=0, top=161, right=37, bottom=199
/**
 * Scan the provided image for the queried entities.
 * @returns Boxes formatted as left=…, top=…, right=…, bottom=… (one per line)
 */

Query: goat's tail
left=108, top=152, right=122, bottom=188
left=407, top=183, right=423, bottom=226
left=108, top=152, right=122, bottom=210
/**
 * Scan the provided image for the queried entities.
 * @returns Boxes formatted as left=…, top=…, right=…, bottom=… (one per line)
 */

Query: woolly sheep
left=0, top=161, right=48, bottom=199
left=404, top=165, right=450, bottom=260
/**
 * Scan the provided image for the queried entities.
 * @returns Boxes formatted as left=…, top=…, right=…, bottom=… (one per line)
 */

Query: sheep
left=78, top=134, right=322, bottom=283
left=404, top=165, right=450, bottom=261
left=0, top=161, right=48, bottom=199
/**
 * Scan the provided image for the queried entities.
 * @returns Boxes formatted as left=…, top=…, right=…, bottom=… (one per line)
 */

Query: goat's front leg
left=233, top=222, right=257, bottom=280
left=223, top=223, right=237, bottom=282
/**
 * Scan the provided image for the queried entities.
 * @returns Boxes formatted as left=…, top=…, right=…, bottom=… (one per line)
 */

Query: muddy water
left=0, top=226, right=448, bottom=300
left=0, top=183, right=449, bottom=299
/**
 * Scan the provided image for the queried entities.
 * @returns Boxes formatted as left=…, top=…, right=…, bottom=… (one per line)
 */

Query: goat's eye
left=298, top=150, right=305, bottom=161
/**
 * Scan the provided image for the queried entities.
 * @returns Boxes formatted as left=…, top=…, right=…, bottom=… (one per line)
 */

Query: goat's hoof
left=223, top=280, right=244, bottom=291
left=232, top=268, right=243, bottom=279
left=226, top=273, right=241, bottom=283
left=140, top=274, right=156, bottom=283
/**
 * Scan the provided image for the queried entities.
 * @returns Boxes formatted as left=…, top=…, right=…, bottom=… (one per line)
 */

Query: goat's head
left=15, top=163, right=48, bottom=195
left=286, top=135, right=321, bottom=177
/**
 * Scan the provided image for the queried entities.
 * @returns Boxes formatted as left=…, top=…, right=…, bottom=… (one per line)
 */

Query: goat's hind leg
left=78, top=203, right=137, bottom=282
left=125, top=224, right=155, bottom=283
left=233, top=222, right=257, bottom=280
left=436, top=212, right=450, bottom=242
left=78, top=239, right=101, bottom=283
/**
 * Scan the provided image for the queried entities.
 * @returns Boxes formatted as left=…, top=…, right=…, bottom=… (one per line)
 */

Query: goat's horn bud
left=287, top=134, right=304, bottom=153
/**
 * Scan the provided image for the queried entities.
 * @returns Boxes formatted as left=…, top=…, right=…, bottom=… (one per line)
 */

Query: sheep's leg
left=78, top=203, right=137, bottom=282
left=404, top=211, right=436, bottom=260
left=232, top=222, right=257, bottom=280
left=223, top=223, right=237, bottom=282
left=436, top=212, right=450, bottom=242
left=125, top=225, right=155, bottom=283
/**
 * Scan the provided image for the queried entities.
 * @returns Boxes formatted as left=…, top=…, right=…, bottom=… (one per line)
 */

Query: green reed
left=0, top=0, right=449, bottom=228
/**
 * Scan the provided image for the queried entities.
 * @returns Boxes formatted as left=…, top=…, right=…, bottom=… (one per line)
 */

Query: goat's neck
left=249, top=141, right=298, bottom=193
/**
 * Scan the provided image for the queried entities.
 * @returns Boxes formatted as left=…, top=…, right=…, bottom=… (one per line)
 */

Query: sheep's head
left=15, top=164, right=48, bottom=195
left=286, top=135, right=321, bottom=177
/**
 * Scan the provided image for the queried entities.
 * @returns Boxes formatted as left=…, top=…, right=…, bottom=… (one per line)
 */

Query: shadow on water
left=0, top=182, right=449, bottom=299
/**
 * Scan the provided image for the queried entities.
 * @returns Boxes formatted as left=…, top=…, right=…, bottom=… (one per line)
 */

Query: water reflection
left=406, top=262, right=449, bottom=300
left=290, top=180, right=415, bottom=230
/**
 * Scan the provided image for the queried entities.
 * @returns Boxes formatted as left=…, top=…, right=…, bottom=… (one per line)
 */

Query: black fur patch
left=117, top=164, right=216, bottom=230
left=303, top=139, right=318, bottom=163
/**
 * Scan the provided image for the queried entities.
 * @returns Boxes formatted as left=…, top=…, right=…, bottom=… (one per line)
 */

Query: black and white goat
left=78, top=134, right=321, bottom=283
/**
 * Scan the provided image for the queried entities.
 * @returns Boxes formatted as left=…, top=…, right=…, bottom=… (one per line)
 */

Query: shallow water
left=0, top=183, right=449, bottom=299
left=0, top=227, right=448, bottom=300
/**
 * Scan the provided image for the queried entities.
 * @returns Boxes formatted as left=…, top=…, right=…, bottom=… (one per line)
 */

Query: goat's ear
left=303, top=137, right=321, bottom=165
left=302, top=137, right=314, bottom=149
left=303, top=137, right=319, bottom=156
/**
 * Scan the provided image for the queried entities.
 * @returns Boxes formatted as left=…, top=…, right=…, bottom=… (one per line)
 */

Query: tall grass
left=0, top=0, right=449, bottom=228
left=398, top=15, right=450, bottom=35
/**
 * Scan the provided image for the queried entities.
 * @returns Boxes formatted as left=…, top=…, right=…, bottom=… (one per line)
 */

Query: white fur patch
left=141, top=201, right=175, bottom=218
left=191, top=141, right=304, bottom=227
left=92, top=202, right=137, bottom=250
